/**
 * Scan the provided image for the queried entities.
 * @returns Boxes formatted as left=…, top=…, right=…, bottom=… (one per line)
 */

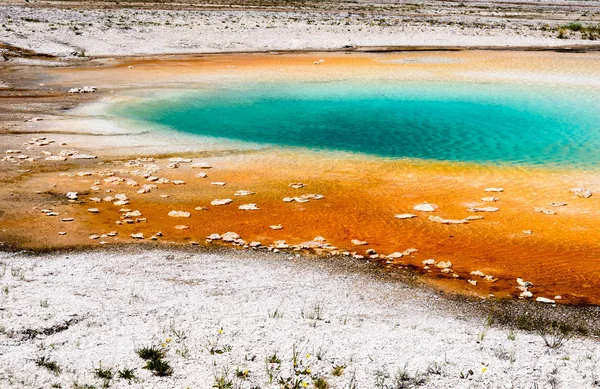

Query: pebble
left=470, top=270, right=485, bottom=277
left=351, top=239, right=368, bottom=245
left=175, top=225, right=189, bottom=230
left=169, top=157, right=192, bottom=163
left=234, top=190, right=255, bottom=196
left=58, top=231, right=67, bottom=235
left=394, top=213, right=417, bottom=219
left=207, top=233, right=222, bottom=240
left=413, top=203, right=438, bottom=212
left=211, top=182, right=226, bottom=186
left=534, top=208, right=556, bottom=215
left=270, top=224, right=283, bottom=230
left=422, top=259, right=435, bottom=265
left=195, top=206, right=209, bottom=211
left=211, top=198, right=233, bottom=206
left=239, top=203, right=260, bottom=210
left=484, top=188, right=504, bottom=192
left=172, top=180, right=185, bottom=185
left=289, top=183, right=306, bottom=189
left=570, top=187, right=592, bottom=198
left=66, top=192, right=78, bottom=200
left=89, top=234, right=100, bottom=240
left=549, top=202, right=567, bottom=207
left=522, top=230, right=533, bottom=234
left=468, top=206, right=499, bottom=212
left=130, top=232, right=144, bottom=239
left=428, top=215, right=468, bottom=224
left=436, top=261, right=452, bottom=269
left=195, top=172, right=208, bottom=178
left=87, top=208, right=100, bottom=213
left=61, top=218, right=74, bottom=222
left=481, top=197, right=499, bottom=202
left=222, top=232, right=240, bottom=242
left=467, top=280, right=478, bottom=286
left=536, top=297, right=556, bottom=304
left=168, top=210, right=191, bottom=218
left=191, top=162, right=212, bottom=169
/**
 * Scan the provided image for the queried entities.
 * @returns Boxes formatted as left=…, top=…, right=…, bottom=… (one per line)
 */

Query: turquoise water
left=114, top=81, right=600, bottom=167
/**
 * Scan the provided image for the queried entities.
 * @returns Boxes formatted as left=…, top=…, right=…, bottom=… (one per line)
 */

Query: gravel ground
left=1, top=247, right=599, bottom=388
left=1, top=3, right=599, bottom=58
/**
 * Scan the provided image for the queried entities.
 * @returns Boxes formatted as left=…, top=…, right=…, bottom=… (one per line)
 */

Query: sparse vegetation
left=137, top=343, right=173, bottom=376
left=117, top=367, right=136, bottom=381
left=35, top=356, right=61, bottom=374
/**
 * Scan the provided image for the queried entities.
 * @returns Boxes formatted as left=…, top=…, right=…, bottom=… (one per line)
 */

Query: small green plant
left=117, top=367, right=136, bottom=381
left=235, top=368, right=250, bottom=380
left=508, top=330, right=516, bottom=341
left=302, top=301, right=324, bottom=320
left=426, top=361, right=442, bottom=375
left=40, top=299, right=49, bottom=308
left=94, top=363, right=113, bottom=380
left=313, top=376, right=329, bottom=389
left=268, top=352, right=281, bottom=364
left=540, top=321, right=573, bottom=349
left=332, top=364, right=346, bottom=376
left=144, top=358, right=173, bottom=376
left=268, top=307, right=284, bottom=319
left=136, top=345, right=165, bottom=361
left=35, top=356, right=61, bottom=374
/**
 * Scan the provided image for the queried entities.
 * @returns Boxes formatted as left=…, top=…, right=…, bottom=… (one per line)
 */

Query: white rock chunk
left=211, top=198, right=233, bottom=206
left=413, top=203, right=438, bottom=212
left=394, top=213, right=417, bottom=219
left=239, top=203, right=260, bottom=211
left=168, top=210, right=191, bottom=218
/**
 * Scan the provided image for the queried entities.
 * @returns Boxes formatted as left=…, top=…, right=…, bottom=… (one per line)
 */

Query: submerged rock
left=570, top=187, right=592, bottom=198
left=168, top=210, right=191, bottom=218
left=428, top=215, right=468, bottom=224
left=467, top=206, right=499, bottom=213
left=484, top=188, right=504, bottom=192
left=211, top=198, right=233, bottom=206
left=235, top=190, right=255, bottom=196
left=351, top=239, right=368, bottom=246
left=239, top=203, right=260, bottom=211
left=394, top=213, right=417, bottom=219
left=413, top=203, right=438, bottom=212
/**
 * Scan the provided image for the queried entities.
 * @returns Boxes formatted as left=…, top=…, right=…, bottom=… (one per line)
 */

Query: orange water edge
left=3, top=150, right=599, bottom=304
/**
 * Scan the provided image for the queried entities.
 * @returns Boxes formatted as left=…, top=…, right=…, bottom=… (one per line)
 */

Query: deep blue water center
left=115, top=81, right=600, bottom=167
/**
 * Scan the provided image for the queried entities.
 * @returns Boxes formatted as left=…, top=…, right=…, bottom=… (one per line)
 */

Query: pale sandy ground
left=1, top=1, right=600, bottom=57
left=1, top=248, right=599, bottom=389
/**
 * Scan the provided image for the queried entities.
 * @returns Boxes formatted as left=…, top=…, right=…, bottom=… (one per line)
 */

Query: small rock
left=468, top=206, right=499, bottom=213
left=66, top=192, right=78, bottom=200
left=211, top=198, right=232, bottom=206
left=249, top=241, right=262, bottom=248
left=481, top=197, right=499, bottom=202
left=413, top=203, right=438, bottom=212
left=470, top=270, right=485, bottom=277
left=191, top=162, right=212, bottom=169
left=570, top=187, right=592, bottom=198
left=351, top=239, right=368, bottom=245
left=422, top=259, right=435, bottom=265
left=87, top=208, right=100, bottom=214
left=172, top=180, right=186, bottom=185
left=222, top=232, right=240, bottom=242
left=484, top=188, right=504, bottom=192
left=270, top=224, right=283, bottom=230
left=535, top=207, right=556, bottom=215
left=549, top=202, right=567, bottom=207
left=467, top=280, right=478, bottom=286
left=195, top=172, right=208, bottom=178
left=428, top=215, right=468, bottom=224
left=211, top=182, right=226, bottom=186
left=522, top=230, right=533, bottom=234
left=130, top=232, right=144, bottom=239
left=234, top=190, right=255, bottom=196
left=536, top=297, right=556, bottom=304
left=174, top=225, right=189, bottom=230
left=168, top=210, right=191, bottom=218
left=436, top=261, right=452, bottom=269
left=207, top=233, right=222, bottom=240
left=61, top=218, right=74, bottom=222
left=58, top=231, right=67, bottom=235
left=239, top=203, right=260, bottom=211
left=394, top=213, right=417, bottom=219
left=289, top=183, right=306, bottom=189
left=195, top=206, right=209, bottom=211
left=89, top=234, right=100, bottom=240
